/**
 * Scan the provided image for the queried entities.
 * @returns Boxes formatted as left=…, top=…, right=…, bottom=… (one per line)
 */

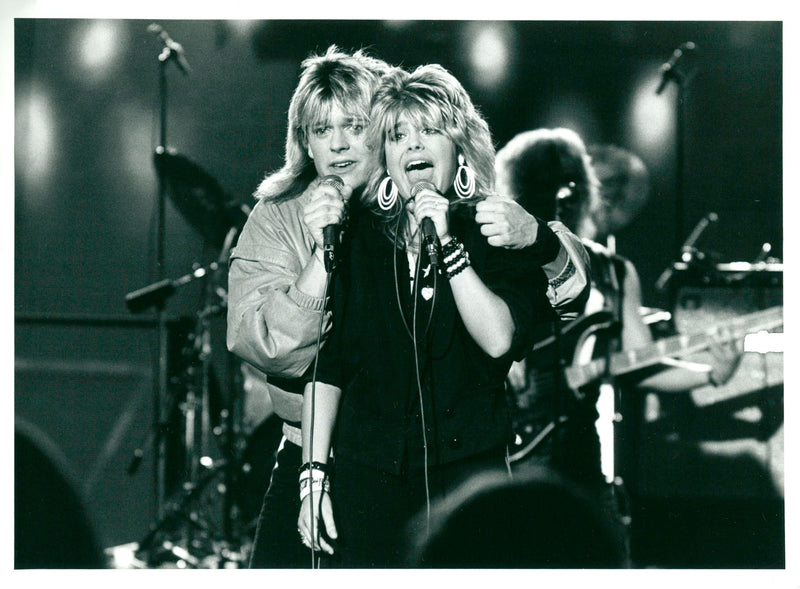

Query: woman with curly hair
left=296, top=64, right=556, bottom=567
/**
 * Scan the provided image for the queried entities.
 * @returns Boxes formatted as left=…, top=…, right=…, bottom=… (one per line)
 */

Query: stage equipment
left=125, top=24, right=258, bottom=567
left=145, top=22, right=189, bottom=518
left=125, top=249, right=263, bottom=568
left=126, top=64, right=258, bottom=561
left=655, top=41, right=700, bottom=255
left=153, top=149, right=251, bottom=251
left=639, top=258, right=784, bottom=499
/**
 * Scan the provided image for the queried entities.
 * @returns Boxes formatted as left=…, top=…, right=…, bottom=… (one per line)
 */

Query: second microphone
left=320, top=175, right=346, bottom=273
left=410, top=181, right=442, bottom=268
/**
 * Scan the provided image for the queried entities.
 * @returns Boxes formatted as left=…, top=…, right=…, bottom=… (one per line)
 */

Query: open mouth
left=331, top=160, right=356, bottom=171
left=405, top=160, right=433, bottom=172
left=405, top=160, right=435, bottom=185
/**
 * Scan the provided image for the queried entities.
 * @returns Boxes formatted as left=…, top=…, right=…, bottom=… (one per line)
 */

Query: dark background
left=14, top=19, right=783, bottom=568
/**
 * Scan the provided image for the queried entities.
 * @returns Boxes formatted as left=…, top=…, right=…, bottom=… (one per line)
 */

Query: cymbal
left=154, top=147, right=251, bottom=249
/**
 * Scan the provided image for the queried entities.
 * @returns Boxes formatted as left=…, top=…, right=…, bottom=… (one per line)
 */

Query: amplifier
left=633, top=262, right=783, bottom=500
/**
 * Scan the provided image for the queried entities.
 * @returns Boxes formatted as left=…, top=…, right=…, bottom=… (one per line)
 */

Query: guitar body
left=508, top=312, right=615, bottom=467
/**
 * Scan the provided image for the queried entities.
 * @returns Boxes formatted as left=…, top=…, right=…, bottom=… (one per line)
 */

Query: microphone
left=655, top=211, right=718, bottom=291
left=410, top=181, right=441, bottom=267
left=680, top=211, right=718, bottom=259
left=656, top=41, right=696, bottom=95
left=320, top=175, right=345, bottom=273
left=148, top=23, right=192, bottom=75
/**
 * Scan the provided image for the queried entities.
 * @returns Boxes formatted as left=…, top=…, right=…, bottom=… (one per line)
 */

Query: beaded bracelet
left=445, top=249, right=471, bottom=279
left=441, top=237, right=463, bottom=262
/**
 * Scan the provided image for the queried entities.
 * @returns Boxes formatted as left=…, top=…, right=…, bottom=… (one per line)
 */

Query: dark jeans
left=249, top=437, right=315, bottom=568
left=331, top=449, right=509, bottom=568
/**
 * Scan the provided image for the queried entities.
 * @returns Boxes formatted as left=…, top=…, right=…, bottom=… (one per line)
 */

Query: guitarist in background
left=493, top=128, right=743, bottom=541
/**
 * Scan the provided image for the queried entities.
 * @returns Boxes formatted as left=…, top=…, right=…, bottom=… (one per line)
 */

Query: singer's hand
left=298, top=490, right=337, bottom=555
left=409, top=187, right=450, bottom=240
left=302, top=178, right=351, bottom=250
left=475, top=195, right=540, bottom=249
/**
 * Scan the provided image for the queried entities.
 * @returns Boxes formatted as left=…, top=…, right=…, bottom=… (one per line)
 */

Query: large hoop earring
left=453, top=153, right=476, bottom=199
left=378, top=175, right=398, bottom=211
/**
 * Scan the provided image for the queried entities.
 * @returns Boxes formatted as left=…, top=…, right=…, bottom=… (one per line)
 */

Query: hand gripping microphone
left=320, top=175, right=345, bottom=273
left=410, top=181, right=441, bottom=268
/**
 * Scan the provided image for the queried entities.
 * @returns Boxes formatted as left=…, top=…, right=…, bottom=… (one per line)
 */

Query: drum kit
left=123, top=150, right=282, bottom=568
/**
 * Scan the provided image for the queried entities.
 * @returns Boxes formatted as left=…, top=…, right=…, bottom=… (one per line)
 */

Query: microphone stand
left=655, top=42, right=698, bottom=256
left=674, top=72, right=687, bottom=256
left=654, top=211, right=718, bottom=296
left=150, top=23, right=188, bottom=519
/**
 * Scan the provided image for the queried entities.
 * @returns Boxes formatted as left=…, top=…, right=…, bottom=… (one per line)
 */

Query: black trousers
left=249, top=437, right=315, bottom=568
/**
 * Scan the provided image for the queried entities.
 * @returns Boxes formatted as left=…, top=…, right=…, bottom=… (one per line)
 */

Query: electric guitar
left=507, top=305, right=783, bottom=462
left=562, top=305, right=783, bottom=392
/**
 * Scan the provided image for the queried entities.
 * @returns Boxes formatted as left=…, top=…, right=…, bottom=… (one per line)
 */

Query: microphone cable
left=412, top=243, right=435, bottom=531
left=391, top=210, right=438, bottom=532
left=304, top=262, right=333, bottom=569
left=392, top=206, right=437, bottom=342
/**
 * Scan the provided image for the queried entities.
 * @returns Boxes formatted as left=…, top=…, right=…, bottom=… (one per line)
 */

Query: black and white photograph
left=8, top=2, right=793, bottom=584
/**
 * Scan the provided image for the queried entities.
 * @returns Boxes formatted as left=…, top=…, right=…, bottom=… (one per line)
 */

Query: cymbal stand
left=132, top=262, right=249, bottom=568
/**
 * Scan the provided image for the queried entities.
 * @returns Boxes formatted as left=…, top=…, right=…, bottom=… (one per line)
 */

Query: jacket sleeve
left=226, top=200, right=331, bottom=378
left=540, top=221, right=591, bottom=321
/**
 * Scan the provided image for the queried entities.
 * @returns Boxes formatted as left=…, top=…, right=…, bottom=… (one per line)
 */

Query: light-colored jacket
left=226, top=191, right=330, bottom=444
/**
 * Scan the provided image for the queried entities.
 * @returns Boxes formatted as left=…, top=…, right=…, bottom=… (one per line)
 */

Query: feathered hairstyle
left=362, top=64, right=496, bottom=238
left=495, top=127, right=600, bottom=236
left=254, top=45, right=389, bottom=202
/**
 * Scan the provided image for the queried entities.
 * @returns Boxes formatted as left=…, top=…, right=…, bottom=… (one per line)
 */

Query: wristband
left=299, top=475, right=330, bottom=502
left=298, top=461, right=329, bottom=475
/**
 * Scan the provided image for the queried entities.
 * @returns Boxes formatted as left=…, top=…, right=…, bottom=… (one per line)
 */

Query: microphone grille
left=320, top=175, right=345, bottom=193
left=410, top=181, right=437, bottom=199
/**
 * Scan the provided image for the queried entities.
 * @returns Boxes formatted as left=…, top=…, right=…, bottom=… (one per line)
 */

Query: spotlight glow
left=16, top=84, right=56, bottom=197
left=627, top=66, right=675, bottom=160
left=76, top=20, right=122, bottom=82
left=467, top=23, right=512, bottom=89
left=227, top=20, right=260, bottom=39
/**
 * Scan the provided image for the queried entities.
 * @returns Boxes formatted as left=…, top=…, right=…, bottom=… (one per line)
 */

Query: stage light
left=226, top=20, right=261, bottom=39
left=465, top=22, right=513, bottom=90
left=16, top=83, right=56, bottom=198
left=382, top=20, right=413, bottom=31
left=626, top=65, right=675, bottom=163
left=75, top=20, right=123, bottom=82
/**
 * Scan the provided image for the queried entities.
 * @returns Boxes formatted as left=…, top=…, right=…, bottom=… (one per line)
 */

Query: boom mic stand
left=656, top=41, right=699, bottom=259
left=145, top=22, right=190, bottom=519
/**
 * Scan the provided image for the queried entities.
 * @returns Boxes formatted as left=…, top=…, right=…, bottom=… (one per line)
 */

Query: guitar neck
left=564, top=306, right=783, bottom=390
